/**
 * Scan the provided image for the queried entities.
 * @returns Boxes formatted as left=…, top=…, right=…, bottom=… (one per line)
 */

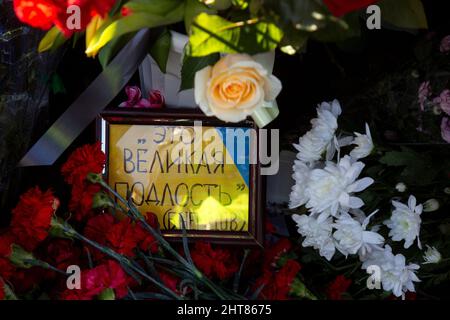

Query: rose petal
left=264, top=74, right=282, bottom=101
left=195, top=66, right=213, bottom=115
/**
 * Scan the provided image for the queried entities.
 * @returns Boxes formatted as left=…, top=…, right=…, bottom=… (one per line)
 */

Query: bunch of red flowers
left=0, top=188, right=60, bottom=298
left=0, top=141, right=313, bottom=300
left=0, top=142, right=131, bottom=299
left=13, top=0, right=116, bottom=36
left=84, top=213, right=158, bottom=260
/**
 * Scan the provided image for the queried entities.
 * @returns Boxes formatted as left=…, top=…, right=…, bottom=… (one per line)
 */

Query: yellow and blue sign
left=108, top=124, right=251, bottom=232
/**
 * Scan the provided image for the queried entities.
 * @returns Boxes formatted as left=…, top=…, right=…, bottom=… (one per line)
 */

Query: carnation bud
left=50, top=217, right=77, bottom=239
left=98, top=288, right=115, bottom=300
left=395, top=182, right=407, bottom=193
left=423, top=245, right=442, bottom=264
left=92, top=192, right=114, bottom=209
left=87, top=173, right=103, bottom=184
left=3, top=282, right=18, bottom=300
left=52, top=198, right=60, bottom=211
left=289, top=278, right=317, bottom=300
left=9, top=244, right=37, bottom=269
left=423, top=199, right=440, bottom=212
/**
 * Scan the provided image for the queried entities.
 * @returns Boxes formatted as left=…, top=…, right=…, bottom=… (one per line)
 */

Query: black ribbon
left=19, top=29, right=151, bottom=167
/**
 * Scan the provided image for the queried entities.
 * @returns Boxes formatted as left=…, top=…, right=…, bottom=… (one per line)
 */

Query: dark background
left=1, top=0, right=449, bottom=225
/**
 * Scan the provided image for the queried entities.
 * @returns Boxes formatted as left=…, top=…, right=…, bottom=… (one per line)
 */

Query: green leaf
left=110, top=0, right=126, bottom=16
left=184, top=0, right=216, bottom=32
left=231, top=0, right=249, bottom=9
left=379, top=148, right=440, bottom=186
left=86, top=1, right=185, bottom=55
left=208, top=0, right=232, bottom=10
left=38, top=27, right=66, bottom=52
left=379, top=150, right=415, bottom=167
left=180, top=53, right=220, bottom=91
left=378, top=0, right=428, bottom=30
left=98, top=32, right=136, bottom=69
left=149, top=29, right=172, bottom=73
left=260, top=0, right=328, bottom=32
left=125, top=0, right=184, bottom=15
left=280, top=30, right=309, bottom=54
left=188, top=13, right=283, bottom=57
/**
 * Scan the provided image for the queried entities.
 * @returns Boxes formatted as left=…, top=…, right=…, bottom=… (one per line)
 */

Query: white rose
left=194, top=53, right=282, bottom=122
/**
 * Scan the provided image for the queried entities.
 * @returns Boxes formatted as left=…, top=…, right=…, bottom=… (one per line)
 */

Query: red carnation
left=0, top=233, right=16, bottom=281
left=61, top=260, right=129, bottom=300
left=69, top=183, right=102, bottom=221
left=84, top=214, right=158, bottom=260
left=10, top=187, right=59, bottom=251
left=135, top=213, right=159, bottom=253
left=61, top=142, right=105, bottom=186
left=263, top=238, right=293, bottom=269
left=191, top=242, right=239, bottom=280
left=45, top=239, right=82, bottom=271
left=323, top=0, right=379, bottom=17
left=254, top=259, right=301, bottom=300
left=8, top=268, right=47, bottom=294
left=326, top=275, right=352, bottom=300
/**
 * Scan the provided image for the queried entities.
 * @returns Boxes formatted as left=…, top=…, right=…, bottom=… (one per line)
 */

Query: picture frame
left=98, top=107, right=264, bottom=246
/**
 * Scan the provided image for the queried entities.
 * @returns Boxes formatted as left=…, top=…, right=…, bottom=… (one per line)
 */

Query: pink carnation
left=433, top=89, right=450, bottom=115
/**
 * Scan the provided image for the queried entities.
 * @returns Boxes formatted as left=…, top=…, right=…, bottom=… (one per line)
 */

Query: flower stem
left=97, top=177, right=243, bottom=300
left=55, top=219, right=182, bottom=300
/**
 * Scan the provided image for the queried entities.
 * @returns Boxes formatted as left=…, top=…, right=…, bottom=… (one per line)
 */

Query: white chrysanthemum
left=333, top=212, right=384, bottom=257
left=304, top=155, right=374, bottom=218
left=423, top=245, right=441, bottom=264
left=350, top=123, right=374, bottom=159
left=384, top=195, right=422, bottom=249
left=289, top=161, right=311, bottom=209
left=292, top=214, right=336, bottom=261
left=294, top=100, right=341, bottom=163
left=347, top=209, right=385, bottom=260
left=362, top=245, right=420, bottom=298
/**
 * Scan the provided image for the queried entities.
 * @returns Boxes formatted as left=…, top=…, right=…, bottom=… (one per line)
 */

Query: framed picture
left=98, top=108, right=264, bottom=246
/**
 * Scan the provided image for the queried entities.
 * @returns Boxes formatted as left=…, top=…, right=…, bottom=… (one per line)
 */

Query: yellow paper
left=108, top=124, right=250, bottom=232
